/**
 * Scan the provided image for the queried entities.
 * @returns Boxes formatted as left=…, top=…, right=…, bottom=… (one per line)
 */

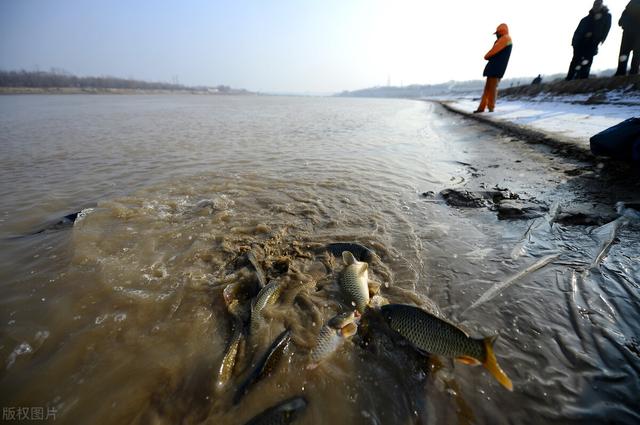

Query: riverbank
left=434, top=95, right=640, bottom=163
left=0, top=87, right=258, bottom=95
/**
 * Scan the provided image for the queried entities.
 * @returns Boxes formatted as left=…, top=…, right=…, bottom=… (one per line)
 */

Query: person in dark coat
left=566, top=0, right=612, bottom=80
left=615, top=0, right=640, bottom=76
left=474, top=23, right=512, bottom=113
left=531, top=74, right=542, bottom=85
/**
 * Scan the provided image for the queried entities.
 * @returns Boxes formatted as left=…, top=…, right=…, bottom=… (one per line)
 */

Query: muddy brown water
left=1, top=95, right=639, bottom=424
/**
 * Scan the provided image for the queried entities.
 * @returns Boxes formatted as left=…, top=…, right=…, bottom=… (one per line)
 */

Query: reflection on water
left=0, top=95, right=638, bottom=424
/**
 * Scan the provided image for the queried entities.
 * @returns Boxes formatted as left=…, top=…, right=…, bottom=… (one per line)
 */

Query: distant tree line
left=338, top=77, right=537, bottom=99
left=338, top=69, right=629, bottom=99
left=0, top=69, right=190, bottom=90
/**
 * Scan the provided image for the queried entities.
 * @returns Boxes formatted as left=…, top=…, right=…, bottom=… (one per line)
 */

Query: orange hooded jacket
left=482, top=23, right=512, bottom=78
left=484, top=24, right=512, bottom=59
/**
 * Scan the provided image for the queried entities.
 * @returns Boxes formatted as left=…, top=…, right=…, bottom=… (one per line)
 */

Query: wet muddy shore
left=1, top=96, right=639, bottom=424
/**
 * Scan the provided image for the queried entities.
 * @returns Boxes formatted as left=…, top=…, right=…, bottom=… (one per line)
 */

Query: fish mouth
left=328, top=310, right=357, bottom=329
left=340, top=322, right=358, bottom=337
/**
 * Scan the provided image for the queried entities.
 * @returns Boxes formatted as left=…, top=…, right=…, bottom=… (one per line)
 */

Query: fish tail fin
left=482, top=335, right=513, bottom=391
left=342, top=251, right=356, bottom=265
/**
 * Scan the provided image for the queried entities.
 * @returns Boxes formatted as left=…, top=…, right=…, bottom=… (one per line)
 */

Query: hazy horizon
left=0, top=0, right=632, bottom=93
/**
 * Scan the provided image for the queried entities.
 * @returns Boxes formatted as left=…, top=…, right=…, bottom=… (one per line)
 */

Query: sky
left=0, top=0, right=632, bottom=93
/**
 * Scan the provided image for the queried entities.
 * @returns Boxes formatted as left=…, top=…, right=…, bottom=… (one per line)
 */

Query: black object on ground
left=590, top=117, right=640, bottom=161
left=438, top=188, right=518, bottom=209
left=496, top=200, right=548, bottom=220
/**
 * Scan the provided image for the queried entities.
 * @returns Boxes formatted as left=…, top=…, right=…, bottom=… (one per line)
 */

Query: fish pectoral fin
left=368, top=280, right=382, bottom=295
left=455, top=355, right=481, bottom=366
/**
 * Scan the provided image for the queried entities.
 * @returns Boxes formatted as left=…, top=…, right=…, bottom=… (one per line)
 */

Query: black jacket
left=572, top=7, right=612, bottom=55
left=483, top=44, right=512, bottom=78
left=619, top=1, right=640, bottom=34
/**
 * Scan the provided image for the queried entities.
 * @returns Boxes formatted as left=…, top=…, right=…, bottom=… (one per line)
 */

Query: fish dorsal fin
left=453, top=322, right=471, bottom=338
left=357, top=262, right=368, bottom=276
left=433, top=313, right=470, bottom=337
left=342, top=251, right=356, bottom=265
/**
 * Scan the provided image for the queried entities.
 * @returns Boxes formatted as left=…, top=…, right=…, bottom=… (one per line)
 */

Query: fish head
left=328, top=310, right=357, bottom=329
left=223, top=283, right=237, bottom=304
left=342, top=251, right=357, bottom=265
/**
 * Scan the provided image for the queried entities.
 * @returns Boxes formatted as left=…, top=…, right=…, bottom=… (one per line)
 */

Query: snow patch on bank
left=441, top=97, right=640, bottom=144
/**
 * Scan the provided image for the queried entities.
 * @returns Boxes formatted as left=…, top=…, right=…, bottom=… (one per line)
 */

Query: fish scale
left=339, top=252, right=369, bottom=313
left=309, top=326, right=342, bottom=364
left=216, top=323, right=244, bottom=391
left=250, top=281, right=284, bottom=334
left=382, top=303, right=513, bottom=390
left=382, top=304, right=484, bottom=360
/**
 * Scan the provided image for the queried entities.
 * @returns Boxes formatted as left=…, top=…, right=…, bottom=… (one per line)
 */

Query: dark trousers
left=615, top=30, right=640, bottom=76
left=567, top=47, right=594, bottom=80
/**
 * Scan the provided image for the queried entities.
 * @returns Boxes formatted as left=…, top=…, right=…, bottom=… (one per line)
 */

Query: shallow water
left=0, top=95, right=639, bottom=424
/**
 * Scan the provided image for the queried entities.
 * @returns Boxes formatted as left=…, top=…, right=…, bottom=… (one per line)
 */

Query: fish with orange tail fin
left=380, top=304, right=513, bottom=391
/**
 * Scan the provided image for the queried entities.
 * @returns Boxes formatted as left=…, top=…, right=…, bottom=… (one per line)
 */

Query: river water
left=0, top=95, right=638, bottom=424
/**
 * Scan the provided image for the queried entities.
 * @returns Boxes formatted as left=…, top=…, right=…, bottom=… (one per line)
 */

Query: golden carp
left=339, top=251, right=369, bottom=313
left=308, top=312, right=358, bottom=368
left=215, top=322, right=244, bottom=391
left=250, top=281, right=284, bottom=335
left=380, top=303, right=513, bottom=391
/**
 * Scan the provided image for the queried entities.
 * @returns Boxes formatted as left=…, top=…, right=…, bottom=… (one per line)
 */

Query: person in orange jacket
left=474, top=23, right=512, bottom=113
